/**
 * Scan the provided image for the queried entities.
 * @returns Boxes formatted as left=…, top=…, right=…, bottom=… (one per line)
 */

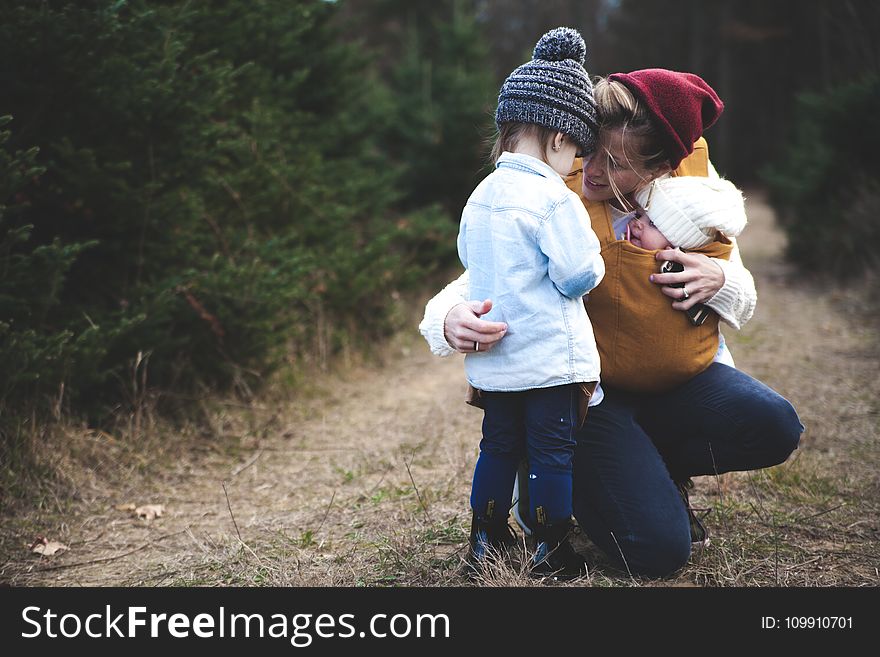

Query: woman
left=420, top=68, right=803, bottom=578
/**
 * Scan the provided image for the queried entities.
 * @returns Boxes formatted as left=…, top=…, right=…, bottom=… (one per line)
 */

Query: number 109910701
left=762, top=616, right=853, bottom=629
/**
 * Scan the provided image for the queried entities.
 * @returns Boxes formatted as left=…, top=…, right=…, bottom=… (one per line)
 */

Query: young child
left=457, top=27, right=604, bottom=576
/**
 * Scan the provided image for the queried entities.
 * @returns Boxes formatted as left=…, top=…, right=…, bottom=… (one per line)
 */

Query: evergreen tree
left=762, top=76, right=880, bottom=279
left=0, top=0, right=461, bottom=427
left=342, top=0, right=495, bottom=216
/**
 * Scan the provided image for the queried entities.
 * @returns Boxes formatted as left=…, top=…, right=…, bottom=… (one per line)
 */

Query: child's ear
left=552, top=132, right=566, bottom=152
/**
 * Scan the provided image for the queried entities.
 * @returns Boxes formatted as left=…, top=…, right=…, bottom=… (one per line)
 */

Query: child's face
left=627, top=211, right=672, bottom=250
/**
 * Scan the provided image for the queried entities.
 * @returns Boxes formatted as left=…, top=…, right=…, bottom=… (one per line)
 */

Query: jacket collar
left=496, top=152, right=565, bottom=185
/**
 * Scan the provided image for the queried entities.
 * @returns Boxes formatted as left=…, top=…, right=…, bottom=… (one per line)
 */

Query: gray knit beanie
left=495, top=27, right=598, bottom=155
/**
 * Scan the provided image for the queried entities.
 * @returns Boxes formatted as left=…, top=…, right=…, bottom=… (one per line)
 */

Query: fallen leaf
left=28, top=536, right=46, bottom=550
left=134, top=504, right=165, bottom=520
left=29, top=536, right=69, bottom=556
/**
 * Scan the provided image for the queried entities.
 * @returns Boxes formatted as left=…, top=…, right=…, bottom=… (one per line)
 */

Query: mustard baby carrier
left=565, top=139, right=732, bottom=393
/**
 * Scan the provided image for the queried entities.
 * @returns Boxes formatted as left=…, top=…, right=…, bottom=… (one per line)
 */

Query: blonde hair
left=593, top=77, right=672, bottom=208
left=489, top=122, right=558, bottom=165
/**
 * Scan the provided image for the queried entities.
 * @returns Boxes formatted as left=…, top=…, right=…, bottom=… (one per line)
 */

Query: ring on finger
left=474, top=341, right=480, bottom=352
left=681, top=286, right=690, bottom=301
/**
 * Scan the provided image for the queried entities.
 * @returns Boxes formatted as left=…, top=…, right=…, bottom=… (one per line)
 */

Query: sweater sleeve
left=702, top=159, right=757, bottom=330
left=418, top=270, right=470, bottom=357
left=705, top=237, right=757, bottom=330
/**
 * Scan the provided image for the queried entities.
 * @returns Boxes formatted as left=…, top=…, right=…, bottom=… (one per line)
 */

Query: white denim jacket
left=456, top=152, right=605, bottom=391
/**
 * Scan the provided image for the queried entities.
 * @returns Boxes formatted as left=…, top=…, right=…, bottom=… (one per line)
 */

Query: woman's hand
left=443, top=299, right=508, bottom=353
left=651, top=249, right=725, bottom=311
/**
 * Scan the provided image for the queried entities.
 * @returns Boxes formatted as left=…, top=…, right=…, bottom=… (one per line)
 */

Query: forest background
left=1, top=0, right=878, bottom=503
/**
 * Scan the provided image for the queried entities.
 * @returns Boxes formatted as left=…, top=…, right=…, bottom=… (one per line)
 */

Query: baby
left=626, top=176, right=746, bottom=327
left=585, top=174, right=747, bottom=394
left=628, top=175, right=746, bottom=252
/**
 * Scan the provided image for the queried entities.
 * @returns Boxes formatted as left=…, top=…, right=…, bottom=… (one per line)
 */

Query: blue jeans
left=472, top=384, right=579, bottom=526
left=572, top=363, right=803, bottom=577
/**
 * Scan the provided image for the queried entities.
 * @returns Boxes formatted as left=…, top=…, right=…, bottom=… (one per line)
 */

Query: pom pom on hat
left=635, top=176, right=746, bottom=249
left=533, top=26, right=587, bottom=64
left=496, top=27, right=598, bottom=155
left=609, top=69, right=723, bottom=169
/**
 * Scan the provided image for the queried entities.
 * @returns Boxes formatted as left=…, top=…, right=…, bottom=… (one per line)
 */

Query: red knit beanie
left=608, top=69, right=723, bottom=169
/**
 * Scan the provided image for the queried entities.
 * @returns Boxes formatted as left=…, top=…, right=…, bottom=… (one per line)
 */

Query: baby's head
left=492, top=27, right=598, bottom=169
left=625, top=211, right=673, bottom=250
left=630, top=176, right=747, bottom=250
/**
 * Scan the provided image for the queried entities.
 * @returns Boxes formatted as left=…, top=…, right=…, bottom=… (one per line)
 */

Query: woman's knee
left=753, top=392, right=804, bottom=466
left=617, top=526, right=691, bottom=578
left=578, top=511, right=692, bottom=579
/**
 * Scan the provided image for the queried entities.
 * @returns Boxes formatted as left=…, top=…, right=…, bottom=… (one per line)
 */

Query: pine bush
left=0, top=0, right=474, bottom=430
left=762, top=76, right=880, bottom=279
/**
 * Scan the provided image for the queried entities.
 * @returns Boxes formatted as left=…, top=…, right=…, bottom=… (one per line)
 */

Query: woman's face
left=581, top=128, right=660, bottom=203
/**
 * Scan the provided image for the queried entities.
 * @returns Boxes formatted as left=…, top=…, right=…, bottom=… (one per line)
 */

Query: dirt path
left=3, top=192, right=878, bottom=586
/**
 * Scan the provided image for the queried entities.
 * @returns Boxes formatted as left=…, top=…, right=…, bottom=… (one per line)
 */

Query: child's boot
left=465, top=507, right=516, bottom=574
left=531, top=516, right=587, bottom=580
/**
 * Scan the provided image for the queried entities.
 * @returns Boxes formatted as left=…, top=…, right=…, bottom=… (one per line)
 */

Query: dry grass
left=1, top=190, right=878, bottom=587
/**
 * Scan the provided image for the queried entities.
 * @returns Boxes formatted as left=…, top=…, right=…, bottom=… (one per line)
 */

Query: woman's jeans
left=572, top=363, right=803, bottom=577
left=472, top=384, right=579, bottom=527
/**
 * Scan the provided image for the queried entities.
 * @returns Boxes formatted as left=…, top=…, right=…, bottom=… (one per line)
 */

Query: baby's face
left=627, top=211, right=672, bottom=250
